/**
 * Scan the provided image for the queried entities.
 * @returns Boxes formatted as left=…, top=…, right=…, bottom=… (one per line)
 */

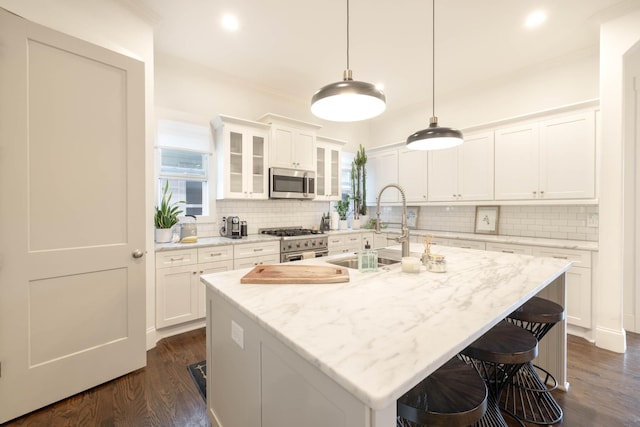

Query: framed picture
left=474, top=206, right=500, bottom=235
left=406, top=207, right=419, bottom=229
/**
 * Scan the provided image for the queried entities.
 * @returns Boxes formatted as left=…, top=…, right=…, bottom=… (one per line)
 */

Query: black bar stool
left=397, top=356, right=487, bottom=427
left=460, top=320, right=538, bottom=427
left=502, top=296, right=565, bottom=425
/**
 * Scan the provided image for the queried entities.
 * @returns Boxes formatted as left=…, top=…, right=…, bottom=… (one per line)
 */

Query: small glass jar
left=427, top=254, right=447, bottom=273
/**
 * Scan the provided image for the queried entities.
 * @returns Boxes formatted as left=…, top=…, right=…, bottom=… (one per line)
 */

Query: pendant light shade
left=406, top=116, right=463, bottom=150
left=311, top=0, right=386, bottom=122
left=311, top=70, right=386, bottom=122
left=406, top=0, right=463, bottom=150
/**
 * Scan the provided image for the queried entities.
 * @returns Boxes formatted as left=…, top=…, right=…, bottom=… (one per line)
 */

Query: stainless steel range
left=260, top=227, right=328, bottom=263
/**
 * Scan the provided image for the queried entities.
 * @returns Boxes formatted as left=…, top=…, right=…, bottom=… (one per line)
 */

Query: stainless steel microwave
left=269, top=167, right=315, bottom=199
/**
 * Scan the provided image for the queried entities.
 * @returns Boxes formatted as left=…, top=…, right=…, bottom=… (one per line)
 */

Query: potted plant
left=154, top=181, right=183, bottom=243
left=334, top=196, right=351, bottom=230
left=352, top=145, right=368, bottom=227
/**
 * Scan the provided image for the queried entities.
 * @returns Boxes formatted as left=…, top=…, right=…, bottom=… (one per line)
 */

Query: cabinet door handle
left=501, top=250, right=514, bottom=254
left=209, top=252, right=222, bottom=257
left=552, top=255, right=568, bottom=259
left=253, top=248, right=264, bottom=252
left=540, top=190, right=545, bottom=196
left=170, top=257, right=184, bottom=261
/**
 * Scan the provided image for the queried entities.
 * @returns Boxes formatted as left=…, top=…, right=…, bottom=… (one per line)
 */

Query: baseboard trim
left=146, top=319, right=206, bottom=351
left=595, top=325, right=627, bottom=353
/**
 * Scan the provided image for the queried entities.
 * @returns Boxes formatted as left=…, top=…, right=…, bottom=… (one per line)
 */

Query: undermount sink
left=327, top=256, right=400, bottom=269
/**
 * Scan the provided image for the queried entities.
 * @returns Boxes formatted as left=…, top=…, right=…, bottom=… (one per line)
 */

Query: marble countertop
left=201, top=243, right=572, bottom=410
left=154, top=234, right=280, bottom=252
left=353, top=227, right=598, bottom=251
left=155, top=228, right=597, bottom=252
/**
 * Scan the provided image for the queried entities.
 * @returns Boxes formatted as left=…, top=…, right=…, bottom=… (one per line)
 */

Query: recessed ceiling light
left=221, top=13, right=239, bottom=31
left=524, top=10, right=546, bottom=28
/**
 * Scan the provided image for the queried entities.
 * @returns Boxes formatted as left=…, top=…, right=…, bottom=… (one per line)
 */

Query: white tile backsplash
left=376, top=204, right=599, bottom=242
left=194, top=199, right=598, bottom=242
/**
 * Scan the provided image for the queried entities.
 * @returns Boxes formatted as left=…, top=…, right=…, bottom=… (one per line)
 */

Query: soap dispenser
left=358, top=240, right=378, bottom=272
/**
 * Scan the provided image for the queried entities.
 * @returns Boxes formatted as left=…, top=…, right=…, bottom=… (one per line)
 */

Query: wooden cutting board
left=240, top=264, right=349, bottom=284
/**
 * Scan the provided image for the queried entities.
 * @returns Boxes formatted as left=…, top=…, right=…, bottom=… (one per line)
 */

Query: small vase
left=351, top=217, right=360, bottom=230
left=339, top=219, right=348, bottom=230
left=155, top=228, right=173, bottom=243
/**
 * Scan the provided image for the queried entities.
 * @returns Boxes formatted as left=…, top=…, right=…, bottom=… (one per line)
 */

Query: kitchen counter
left=154, top=234, right=280, bottom=252
left=201, top=243, right=571, bottom=427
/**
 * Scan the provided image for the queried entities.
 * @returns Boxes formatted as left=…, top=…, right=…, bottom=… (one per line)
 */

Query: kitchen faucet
left=375, top=184, right=410, bottom=257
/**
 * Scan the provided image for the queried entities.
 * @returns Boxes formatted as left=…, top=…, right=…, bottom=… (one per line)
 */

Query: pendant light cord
left=432, top=0, right=436, bottom=118
left=346, top=0, right=350, bottom=70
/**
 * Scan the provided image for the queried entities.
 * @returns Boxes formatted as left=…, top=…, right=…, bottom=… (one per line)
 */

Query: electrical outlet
left=231, top=320, right=244, bottom=349
left=587, top=213, right=599, bottom=228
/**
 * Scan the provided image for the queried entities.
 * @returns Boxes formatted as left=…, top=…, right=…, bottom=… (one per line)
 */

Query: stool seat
left=508, top=296, right=565, bottom=326
left=461, top=321, right=539, bottom=427
left=397, top=357, right=487, bottom=427
left=462, top=321, right=538, bottom=365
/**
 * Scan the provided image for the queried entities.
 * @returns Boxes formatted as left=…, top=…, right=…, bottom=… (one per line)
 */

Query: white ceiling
left=137, top=0, right=636, bottom=114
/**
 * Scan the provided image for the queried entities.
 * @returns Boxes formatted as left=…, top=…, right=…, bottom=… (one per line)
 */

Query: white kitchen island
left=201, top=243, right=572, bottom=427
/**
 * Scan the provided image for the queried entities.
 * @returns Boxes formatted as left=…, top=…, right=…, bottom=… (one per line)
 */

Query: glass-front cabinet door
left=315, top=137, right=345, bottom=201
left=213, top=115, right=270, bottom=199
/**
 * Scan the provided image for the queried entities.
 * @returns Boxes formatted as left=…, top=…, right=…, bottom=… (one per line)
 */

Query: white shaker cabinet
left=156, top=247, right=233, bottom=328
left=233, top=241, right=280, bottom=269
left=399, top=148, right=429, bottom=202
left=212, top=115, right=270, bottom=200
left=366, top=148, right=399, bottom=204
left=495, top=111, right=595, bottom=201
left=259, top=113, right=321, bottom=171
left=428, top=131, right=494, bottom=202
left=539, top=112, right=596, bottom=200
left=316, top=136, right=345, bottom=201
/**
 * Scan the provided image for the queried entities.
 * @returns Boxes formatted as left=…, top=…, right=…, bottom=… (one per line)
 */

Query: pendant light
left=311, top=0, right=386, bottom=122
left=406, top=0, right=463, bottom=150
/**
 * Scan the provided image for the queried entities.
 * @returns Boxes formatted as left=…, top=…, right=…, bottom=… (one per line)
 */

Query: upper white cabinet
left=399, top=148, right=429, bottom=202
left=428, top=131, right=494, bottom=202
left=259, top=113, right=321, bottom=171
left=366, top=148, right=399, bottom=204
left=212, top=115, right=270, bottom=200
left=316, top=136, right=345, bottom=201
left=495, top=111, right=596, bottom=201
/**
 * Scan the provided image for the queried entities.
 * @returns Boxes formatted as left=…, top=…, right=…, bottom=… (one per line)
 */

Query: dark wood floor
left=3, top=329, right=639, bottom=426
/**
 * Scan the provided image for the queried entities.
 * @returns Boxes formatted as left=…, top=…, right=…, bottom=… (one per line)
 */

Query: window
left=340, top=151, right=355, bottom=201
left=157, top=120, right=212, bottom=217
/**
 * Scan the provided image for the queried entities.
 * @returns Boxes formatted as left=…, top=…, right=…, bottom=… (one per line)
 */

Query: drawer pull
left=170, top=257, right=184, bottom=261
left=209, top=253, right=222, bottom=257
left=460, top=246, right=471, bottom=249
left=501, top=250, right=514, bottom=254
left=253, top=248, right=264, bottom=252
left=552, top=255, right=568, bottom=259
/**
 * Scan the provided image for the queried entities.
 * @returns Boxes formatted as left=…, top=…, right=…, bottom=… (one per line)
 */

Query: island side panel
left=207, top=289, right=261, bottom=427
left=534, top=273, right=569, bottom=390
left=206, top=287, right=373, bottom=427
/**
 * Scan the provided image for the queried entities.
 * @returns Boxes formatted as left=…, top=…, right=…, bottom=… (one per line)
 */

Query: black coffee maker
left=220, top=216, right=242, bottom=239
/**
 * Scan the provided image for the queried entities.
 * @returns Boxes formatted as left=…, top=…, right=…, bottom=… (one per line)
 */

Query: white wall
left=597, top=8, right=640, bottom=353
left=368, top=49, right=599, bottom=147
left=155, top=52, right=371, bottom=153
left=0, top=0, right=159, bottom=348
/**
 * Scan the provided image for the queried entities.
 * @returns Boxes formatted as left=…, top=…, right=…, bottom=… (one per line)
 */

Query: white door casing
left=0, top=10, right=146, bottom=423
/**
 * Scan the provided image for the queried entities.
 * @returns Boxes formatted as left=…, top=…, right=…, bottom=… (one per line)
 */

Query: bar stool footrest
left=500, top=363, right=563, bottom=425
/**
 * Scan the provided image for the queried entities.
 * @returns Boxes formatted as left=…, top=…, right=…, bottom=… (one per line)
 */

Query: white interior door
left=0, top=9, right=146, bottom=422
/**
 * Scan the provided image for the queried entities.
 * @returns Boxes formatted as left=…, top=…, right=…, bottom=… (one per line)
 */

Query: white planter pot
left=351, top=218, right=360, bottom=230
left=339, top=220, right=348, bottom=230
left=360, top=214, right=370, bottom=228
left=330, top=212, right=340, bottom=230
left=155, top=228, right=173, bottom=243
